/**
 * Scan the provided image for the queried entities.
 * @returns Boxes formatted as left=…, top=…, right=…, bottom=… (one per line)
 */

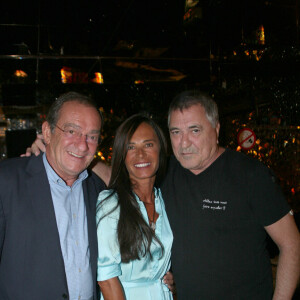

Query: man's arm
left=98, top=277, right=125, bottom=300
left=92, top=162, right=112, bottom=186
left=265, top=212, right=300, bottom=300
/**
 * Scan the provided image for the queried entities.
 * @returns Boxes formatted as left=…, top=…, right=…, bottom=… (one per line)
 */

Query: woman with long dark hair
left=96, top=114, right=173, bottom=300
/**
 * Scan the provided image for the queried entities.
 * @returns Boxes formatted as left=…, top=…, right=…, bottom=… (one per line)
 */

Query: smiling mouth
left=134, top=163, right=150, bottom=168
left=68, top=151, right=83, bottom=158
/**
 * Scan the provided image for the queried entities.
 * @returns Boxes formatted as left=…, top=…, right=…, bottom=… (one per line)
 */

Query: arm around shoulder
left=92, top=161, right=112, bottom=186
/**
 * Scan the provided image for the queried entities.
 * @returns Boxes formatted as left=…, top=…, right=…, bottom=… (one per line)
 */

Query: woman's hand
left=163, top=271, right=176, bottom=294
left=20, top=134, right=46, bottom=157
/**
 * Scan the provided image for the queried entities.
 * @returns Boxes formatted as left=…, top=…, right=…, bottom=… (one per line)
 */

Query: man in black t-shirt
left=162, top=90, right=300, bottom=299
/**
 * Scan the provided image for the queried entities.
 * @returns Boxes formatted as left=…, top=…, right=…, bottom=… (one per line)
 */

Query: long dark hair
left=97, top=113, right=168, bottom=263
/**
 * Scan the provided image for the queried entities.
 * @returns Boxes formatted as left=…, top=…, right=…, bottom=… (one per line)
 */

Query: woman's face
left=125, top=122, right=160, bottom=185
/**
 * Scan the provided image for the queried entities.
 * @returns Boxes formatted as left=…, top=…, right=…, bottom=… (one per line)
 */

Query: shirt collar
left=42, top=153, right=88, bottom=187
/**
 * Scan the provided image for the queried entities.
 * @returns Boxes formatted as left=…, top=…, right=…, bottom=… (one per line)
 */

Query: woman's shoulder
left=98, top=189, right=116, bottom=200
left=97, top=189, right=119, bottom=214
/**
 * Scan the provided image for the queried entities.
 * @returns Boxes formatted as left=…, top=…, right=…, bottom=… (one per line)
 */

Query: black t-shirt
left=161, top=149, right=290, bottom=300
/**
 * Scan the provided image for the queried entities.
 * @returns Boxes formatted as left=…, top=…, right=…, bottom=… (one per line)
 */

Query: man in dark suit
left=0, top=92, right=106, bottom=300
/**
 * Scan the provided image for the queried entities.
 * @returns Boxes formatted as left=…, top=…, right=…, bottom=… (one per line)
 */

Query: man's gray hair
left=168, top=90, right=219, bottom=128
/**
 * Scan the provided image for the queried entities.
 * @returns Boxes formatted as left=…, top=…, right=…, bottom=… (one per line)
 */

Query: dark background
left=0, top=1, right=299, bottom=217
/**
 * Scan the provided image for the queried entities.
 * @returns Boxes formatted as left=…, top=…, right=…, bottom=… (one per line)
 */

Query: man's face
left=169, top=103, right=220, bottom=175
left=43, top=101, right=101, bottom=185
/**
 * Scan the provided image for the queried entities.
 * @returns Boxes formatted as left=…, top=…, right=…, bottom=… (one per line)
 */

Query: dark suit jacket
left=0, top=154, right=106, bottom=300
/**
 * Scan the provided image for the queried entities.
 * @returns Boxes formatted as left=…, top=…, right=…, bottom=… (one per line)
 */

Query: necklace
left=143, top=201, right=156, bottom=231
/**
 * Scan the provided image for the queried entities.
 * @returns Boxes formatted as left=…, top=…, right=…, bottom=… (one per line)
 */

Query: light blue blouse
left=96, top=188, right=173, bottom=300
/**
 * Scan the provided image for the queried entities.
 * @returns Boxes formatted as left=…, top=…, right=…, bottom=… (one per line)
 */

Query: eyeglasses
left=55, top=125, right=101, bottom=145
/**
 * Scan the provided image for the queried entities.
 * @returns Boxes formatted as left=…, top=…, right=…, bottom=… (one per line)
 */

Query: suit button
left=62, top=293, right=68, bottom=299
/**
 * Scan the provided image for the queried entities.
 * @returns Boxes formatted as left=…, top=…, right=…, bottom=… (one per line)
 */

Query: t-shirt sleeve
left=248, top=162, right=291, bottom=227
left=96, top=190, right=122, bottom=281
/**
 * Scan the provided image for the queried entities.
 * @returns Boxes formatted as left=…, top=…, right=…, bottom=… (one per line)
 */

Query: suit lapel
left=25, top=155, right=68, bottom=289
left=83, top=175, right=98, bottom=284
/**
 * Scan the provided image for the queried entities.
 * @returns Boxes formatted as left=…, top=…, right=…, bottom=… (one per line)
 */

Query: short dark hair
left=46, top=91, right=103, bottom=131
left=168, top=90, right=219, bottom=128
